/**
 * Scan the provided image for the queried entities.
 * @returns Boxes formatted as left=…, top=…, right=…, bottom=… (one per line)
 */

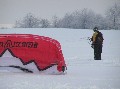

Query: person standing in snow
left=91, top=27, right=104, bottom=60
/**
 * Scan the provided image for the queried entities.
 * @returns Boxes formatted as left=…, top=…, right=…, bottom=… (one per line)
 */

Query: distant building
left=0, top=24, right=15, bottom=29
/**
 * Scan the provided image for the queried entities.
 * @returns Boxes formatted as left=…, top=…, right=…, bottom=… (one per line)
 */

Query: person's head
left=93, top=27, right=98, bottom=32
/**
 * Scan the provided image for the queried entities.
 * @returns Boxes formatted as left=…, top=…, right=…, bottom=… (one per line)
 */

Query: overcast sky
left=0, top=0, right=117, bottom=24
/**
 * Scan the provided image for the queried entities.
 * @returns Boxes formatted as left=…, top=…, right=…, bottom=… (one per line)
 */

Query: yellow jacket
left=92, top=32, right=98, bottom=43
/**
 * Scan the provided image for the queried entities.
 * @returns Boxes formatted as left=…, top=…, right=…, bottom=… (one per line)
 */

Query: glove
left=91, top=42, right=94, bottom=48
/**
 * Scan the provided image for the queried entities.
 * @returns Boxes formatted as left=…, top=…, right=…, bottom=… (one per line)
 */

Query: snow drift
left=0, top=28, right=120, bottom=89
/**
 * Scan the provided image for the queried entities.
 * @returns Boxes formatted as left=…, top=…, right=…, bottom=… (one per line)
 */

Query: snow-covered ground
left=0, top=28, right=120, bottom=89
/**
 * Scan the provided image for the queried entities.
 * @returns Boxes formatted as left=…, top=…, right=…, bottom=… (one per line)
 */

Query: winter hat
left=93, top=27, right=98, bottom=32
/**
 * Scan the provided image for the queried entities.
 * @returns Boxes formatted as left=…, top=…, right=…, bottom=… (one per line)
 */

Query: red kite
left=0, top=34, right=66, bottom=74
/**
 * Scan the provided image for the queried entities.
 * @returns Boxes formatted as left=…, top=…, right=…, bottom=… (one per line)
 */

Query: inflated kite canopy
left=0, top=34, right=66, bottom=73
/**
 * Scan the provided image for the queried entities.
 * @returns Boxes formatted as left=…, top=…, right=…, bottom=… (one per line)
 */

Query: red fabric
left=0, top=34, right=66, bottom=71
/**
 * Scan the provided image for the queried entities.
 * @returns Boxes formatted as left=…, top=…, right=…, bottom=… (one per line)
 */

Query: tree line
left=15, top=3, right=120, bottom=30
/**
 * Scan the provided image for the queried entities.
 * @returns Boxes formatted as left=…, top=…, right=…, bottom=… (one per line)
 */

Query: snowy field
left=0, top=28, right=120, bottom=89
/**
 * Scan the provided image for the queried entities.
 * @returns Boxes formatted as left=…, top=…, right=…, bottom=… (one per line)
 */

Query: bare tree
left=55, top=9, right=105, bottom=29
left=15, top=13, right=41, bottom=28
left=40, top=19, right=50, bottom=28
left=70, top=9, right=102, bottom=29
left=59, top=13, right=74, bottom=28
left=80, top=8, right=89, bottom=29
left=106, top=2, right=120, bottom=30
left=52, top=15, right=60, bottom=28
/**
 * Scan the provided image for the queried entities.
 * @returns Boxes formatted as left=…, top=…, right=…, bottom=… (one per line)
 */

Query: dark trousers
left=94, top=44, right=102, bottom=60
